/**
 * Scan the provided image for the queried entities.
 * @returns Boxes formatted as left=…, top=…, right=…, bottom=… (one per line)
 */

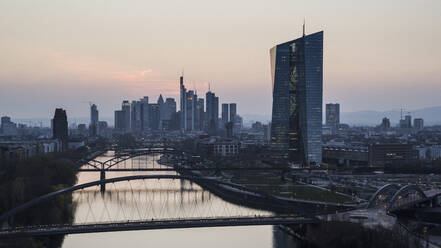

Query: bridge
left=79, top=147, right=331, bottom=174
left=0, top=174, right=343, bottom=238
left=366, top=183, right=441, bottom=216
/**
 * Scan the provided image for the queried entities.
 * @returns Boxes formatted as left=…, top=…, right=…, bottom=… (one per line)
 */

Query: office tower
left=380, top=117, right=391, bottom=130
left=325, top=103, right=340, bottom=127
left=0, top=116, right=18, bottom=136
left=140, top=96, right=149, bottom=132
left=414, top=118, right=424, bottom=131
left=180, top=74, right=187, bottom=130
left=122, top=100, right=131, bottom=133
left=206, top=91, right=219, bottom=134
left=114, top=110, right=125, bottom=132
left=184, top=90, right=196, bottom=131
left=405, top=115, right=412, bottom=128
left=90, top=104, right=99, bottom=136
left=148, top=104, right=160, bottom=130
left=52, top=108, right=68, bottom=151
left=270, top=29, right=323, bottom=165
left=196, top=98, right=205, bottom=130
left=131, top=100, right=142, bottom=134
left=222, top=104, right=229, bottom=125
left=229, top=103, right=237, bottom=123
left=263, top=123, right=271, bottom=143
left=158, top=94, right=165, bottom=122
left=164, top=98, right=177, bottom=120
left=97, top=121, right=109, bottom=137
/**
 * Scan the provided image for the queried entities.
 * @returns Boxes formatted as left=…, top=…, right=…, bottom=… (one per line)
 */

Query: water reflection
left=62, top=153, right=299, bottom=248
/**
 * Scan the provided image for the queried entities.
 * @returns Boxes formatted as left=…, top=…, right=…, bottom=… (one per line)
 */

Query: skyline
left=1, top=0, right=441, bottom=119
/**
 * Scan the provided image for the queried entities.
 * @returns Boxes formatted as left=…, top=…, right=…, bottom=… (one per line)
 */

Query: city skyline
left=1, top=0, right=441, bottom=119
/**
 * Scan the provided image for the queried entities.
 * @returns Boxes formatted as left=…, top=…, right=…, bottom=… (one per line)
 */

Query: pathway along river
left=61, top=152, right=300, bottom=248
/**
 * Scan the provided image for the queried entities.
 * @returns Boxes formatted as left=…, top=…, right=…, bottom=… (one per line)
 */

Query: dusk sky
left=1, top=0, right=440, bottom=120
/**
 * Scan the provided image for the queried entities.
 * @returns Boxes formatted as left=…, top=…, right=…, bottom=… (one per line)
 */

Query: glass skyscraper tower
left=270, top=30, right=323, bottom=166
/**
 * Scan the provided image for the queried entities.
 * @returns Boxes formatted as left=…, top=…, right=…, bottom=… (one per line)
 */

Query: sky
left=1, top=0, right=440, bottom=121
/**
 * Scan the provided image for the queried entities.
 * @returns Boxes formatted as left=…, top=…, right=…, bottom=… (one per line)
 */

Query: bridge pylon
left=100, top=170, right=106, bottom=193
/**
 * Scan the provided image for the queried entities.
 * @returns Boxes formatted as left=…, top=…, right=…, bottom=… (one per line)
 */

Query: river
left=61, top=152, right=299, bottom=248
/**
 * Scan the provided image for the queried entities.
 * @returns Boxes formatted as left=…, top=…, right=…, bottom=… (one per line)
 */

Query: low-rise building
left=214, top=141, right=240, bottom=156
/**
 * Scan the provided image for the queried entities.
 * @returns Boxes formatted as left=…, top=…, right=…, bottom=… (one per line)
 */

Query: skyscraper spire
left=303, top=18, right=306, bottom=37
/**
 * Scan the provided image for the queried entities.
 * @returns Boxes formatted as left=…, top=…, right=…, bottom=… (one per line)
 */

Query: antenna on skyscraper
left=303, top=18, right=306, bottom=37
left=209, top=82, right=211, bottom=92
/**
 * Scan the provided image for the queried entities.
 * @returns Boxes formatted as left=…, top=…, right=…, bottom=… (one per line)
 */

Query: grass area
left=230, top=174, right=352, bottom=204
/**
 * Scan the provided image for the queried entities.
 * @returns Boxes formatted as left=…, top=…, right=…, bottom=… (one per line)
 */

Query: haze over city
left=1, top=0, right=440, bottom=119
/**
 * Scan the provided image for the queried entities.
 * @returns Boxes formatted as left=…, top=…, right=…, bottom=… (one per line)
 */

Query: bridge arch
left=0, top=174, right=301, bottom=225
left=386, top=184, right=427, bottom=212
left=367, top=184, right=401, bottom=208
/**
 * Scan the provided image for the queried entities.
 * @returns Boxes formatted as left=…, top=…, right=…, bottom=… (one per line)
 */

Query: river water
left=61, top=153, right=299, bottom=248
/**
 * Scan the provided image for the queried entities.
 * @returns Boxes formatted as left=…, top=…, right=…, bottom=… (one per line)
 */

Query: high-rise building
left=196, top=98, right=205, bottom=130
left=222, top=104, right=229, bottom=125
left=414, top=118, right=424, bottom=131
left=206, top=91, right=219, bottom=134
left=114, top=110, right=125, bottom=132
left=380, top=117, right=391, bottom=130
left=90, top=104, right=99, bottom=136
left=164, top=98, right=177, bottom=120
left=269, top=29, right=323, bottom=165
left=405, top=115, right=412, bottom=128
left=140, top=96, right=149, bottom=132
left=114, top=100, right=132, bottom=133
left=400, top=115, right=412, bottom=129
left=52, top=108, right=68, bottom=151
left=148, top=103, right=160, bottom=130
left=0, top=116, right=18, bottom=136
left=180, top=74, right=187, bottom=130
left=325, top=103, right=340, bottom=128
left=229, top=103, right=237, bottom=123
left=131, top=100, right=142, bottom=134
left=185, top=90, right=197, bottom=131
left=122, top=100, right=131, bottom=133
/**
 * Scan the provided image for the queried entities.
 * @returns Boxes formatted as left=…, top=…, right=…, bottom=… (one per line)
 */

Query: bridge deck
left=0, top=216, right=319, bottom=238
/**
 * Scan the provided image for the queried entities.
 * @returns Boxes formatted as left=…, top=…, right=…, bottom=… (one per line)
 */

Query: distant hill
left=341, top=106, right=441, bottom=126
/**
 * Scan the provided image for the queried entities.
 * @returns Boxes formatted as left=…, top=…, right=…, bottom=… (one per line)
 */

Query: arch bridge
left=0, top=175, right=324, bottom=238
left=366, top=184, right=441, bottom=213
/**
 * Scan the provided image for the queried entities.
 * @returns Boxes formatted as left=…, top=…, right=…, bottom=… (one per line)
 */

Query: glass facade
left=270, top=31, right=323, bottom=165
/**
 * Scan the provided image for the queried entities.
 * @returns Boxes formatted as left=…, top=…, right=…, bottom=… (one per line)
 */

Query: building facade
left=222, top=104, right=229, bottom=126
left=206, top=91, right=219, bottom=134
left=52, top=108, right=68, bottom=151
left=325, top=103, right=340, bottom=128
left=90, top=104, right=99, bottom=136
left=270, top=30, right=323, bottom=165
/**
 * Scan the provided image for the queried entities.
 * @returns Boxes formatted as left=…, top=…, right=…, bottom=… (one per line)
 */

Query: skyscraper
left=114, top=110, right=125, bottom=132
left=229, top=103, right=237, bottom=123
left=90, top=104, right=99, bottom=136
left=164, top=98, right=177, bottom=120
left=270, top=29, right=323, bottom=165
left=180, top=74, right=187, bottom=130
left=325, top=103, right=340, bottom=129
left=140, top=96, right=149, bottom=132
left=222, top=103, right=229, bottom=125
left=148, top=103, right=160, bottom=130
left=206, top=91, right=219, bottom=134
left=185, top=90, right=197, bottom=131
left=122, top=100, right=131, bottom=133
left=131, top=100, right=142, bottom=134
left=52, top=108, right=68, bottom=151
left=414, top=118, right=424, bottom=131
